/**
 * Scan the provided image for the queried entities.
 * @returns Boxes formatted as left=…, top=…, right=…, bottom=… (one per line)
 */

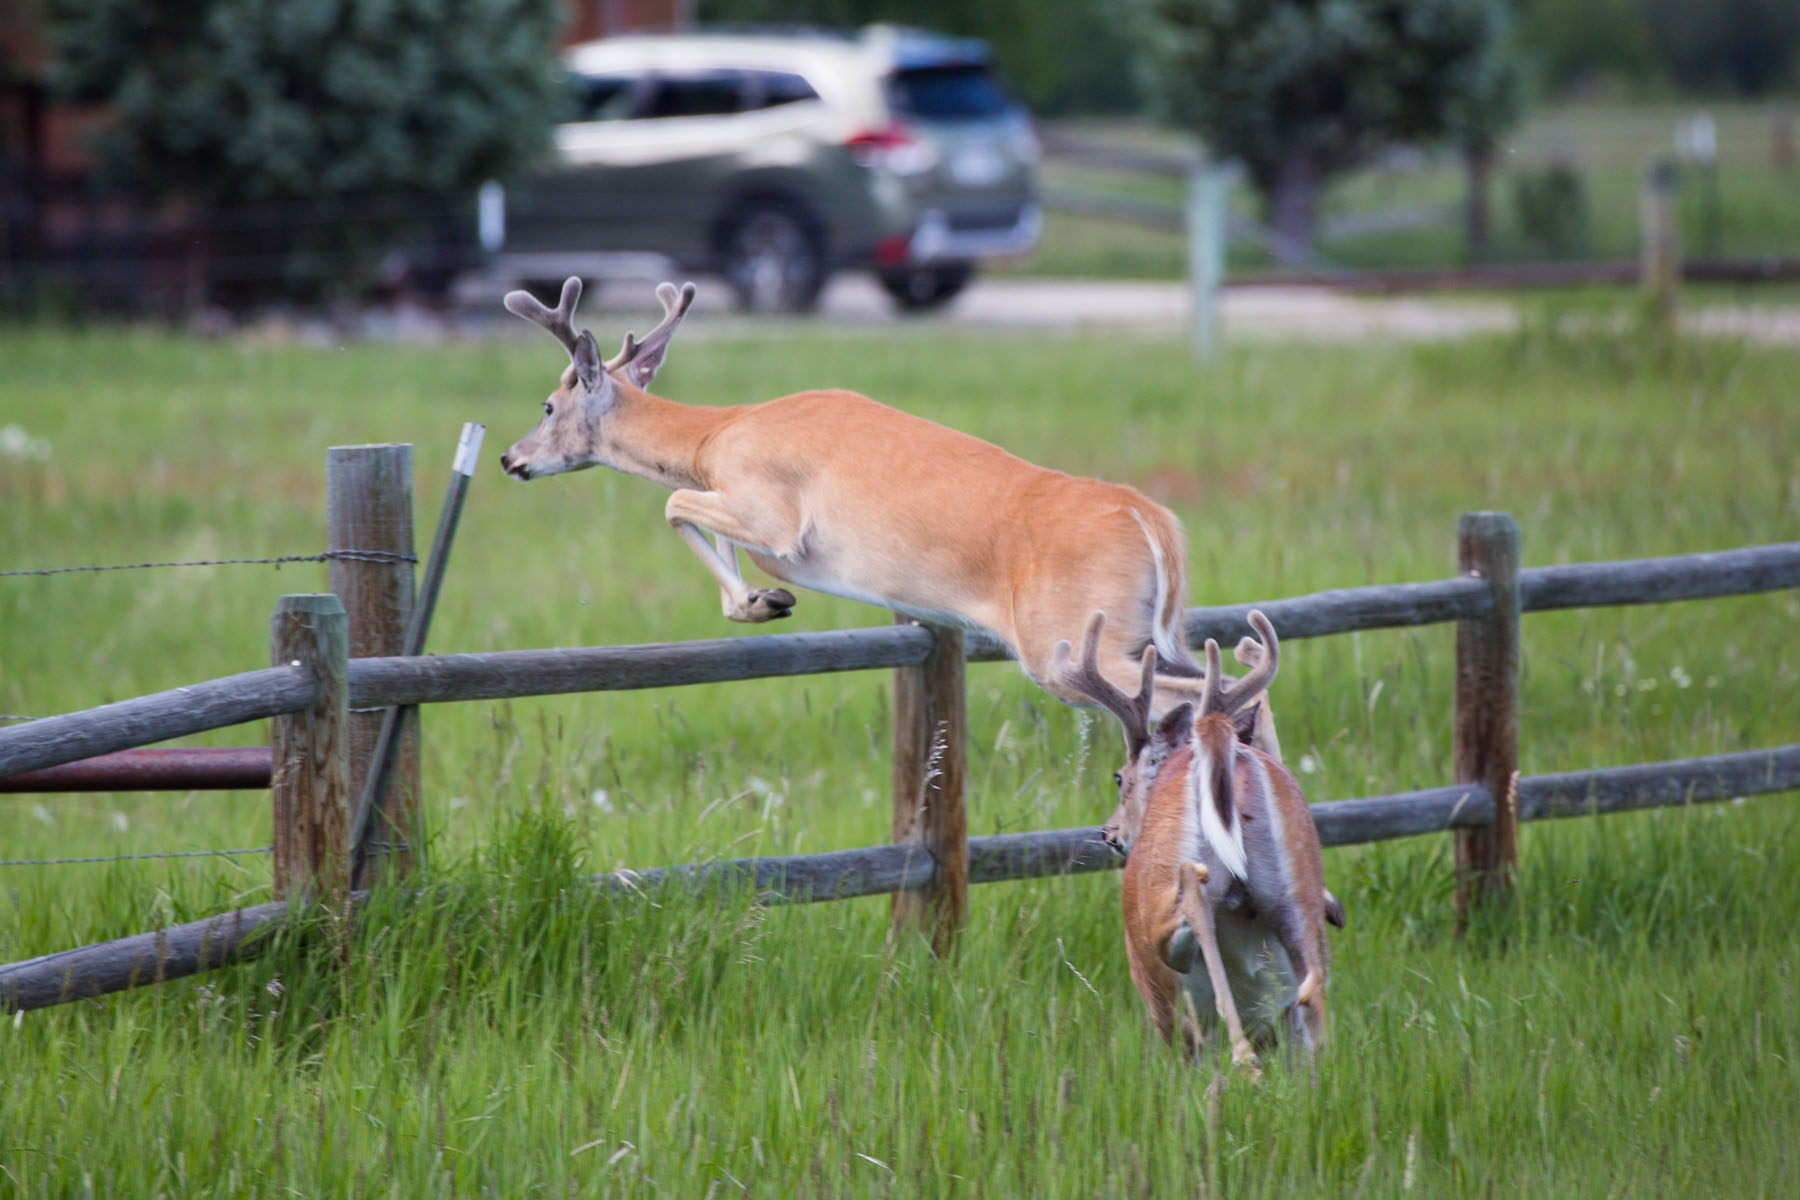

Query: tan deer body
left=497, top=278, right=1246, bottom=720
left=1123, top=715, right=1331, bottom=1063
left=1050, top=611, right=1336, bottom=1071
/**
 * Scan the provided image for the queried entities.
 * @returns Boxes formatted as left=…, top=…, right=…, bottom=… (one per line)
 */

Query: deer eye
left=1113, top=771, right=1123, bottom=790
left=544, top=401, right=554, bottom=416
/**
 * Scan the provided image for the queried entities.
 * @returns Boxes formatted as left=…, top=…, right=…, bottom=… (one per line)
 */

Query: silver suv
left=494, top=26, right=1041, bottom=312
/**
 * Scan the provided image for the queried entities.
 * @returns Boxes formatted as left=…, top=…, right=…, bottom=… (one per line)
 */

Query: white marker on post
left=453, top=423, right=486, bottom=477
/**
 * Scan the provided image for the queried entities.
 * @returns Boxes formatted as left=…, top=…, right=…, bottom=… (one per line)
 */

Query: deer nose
left=499, top=451, right=520, bottom=477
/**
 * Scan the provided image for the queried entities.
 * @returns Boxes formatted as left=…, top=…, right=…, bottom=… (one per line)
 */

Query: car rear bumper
left=904, top=203, right=1041, bottom=263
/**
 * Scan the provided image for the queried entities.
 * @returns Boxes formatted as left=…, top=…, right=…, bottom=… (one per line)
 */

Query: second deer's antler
left=1199, top=610, right=1279, bottom=718
left=1047, top=610, right=1158, bottom=756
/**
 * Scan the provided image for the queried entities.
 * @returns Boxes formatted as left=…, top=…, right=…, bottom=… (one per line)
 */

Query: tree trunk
left=1464, top=142, right=1494, bottom=263
left=1265, top=152, right=1322, bottom=265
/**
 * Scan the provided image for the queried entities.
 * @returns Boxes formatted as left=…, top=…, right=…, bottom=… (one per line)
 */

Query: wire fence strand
left=0, top=549, right=418, bottom=578
left=0, top=842, right=408, bottom=868
left=0, top=847, right=272, bottom=867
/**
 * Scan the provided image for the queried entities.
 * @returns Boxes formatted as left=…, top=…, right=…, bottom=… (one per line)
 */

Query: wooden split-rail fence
left=2, top=445, right=1798, bottom=1012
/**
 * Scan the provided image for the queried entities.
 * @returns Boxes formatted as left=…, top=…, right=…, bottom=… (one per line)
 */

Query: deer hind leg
left=1177, top=863, right=1261, bottom=1076
left=665, top=489, right=800, bottom=623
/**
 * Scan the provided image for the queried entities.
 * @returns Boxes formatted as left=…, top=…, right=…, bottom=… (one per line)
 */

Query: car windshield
left=887, top=64, right=1011, bottom=121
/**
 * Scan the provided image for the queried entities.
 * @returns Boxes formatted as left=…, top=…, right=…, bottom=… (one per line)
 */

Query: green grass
left=2, top=319, right=1798, bottom=1195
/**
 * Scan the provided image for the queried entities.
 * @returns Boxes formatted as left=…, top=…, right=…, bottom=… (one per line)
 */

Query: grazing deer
left=498, top=276, right=1281, bottom=742
left=1049, top=610, right=1339, bottom=1071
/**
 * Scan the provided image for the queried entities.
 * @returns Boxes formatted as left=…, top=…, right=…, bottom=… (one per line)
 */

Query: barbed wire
left=0, top=549, right=417, bottom=578
left=0, top=842, right=408, bottom=868
left=0, top=846, right=271, bottom=867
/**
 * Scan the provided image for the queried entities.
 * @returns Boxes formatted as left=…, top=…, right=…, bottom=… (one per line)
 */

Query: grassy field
left=1023, top=102, right=1800, bottom=279
left=2, top=315, right=1798, bottom=1195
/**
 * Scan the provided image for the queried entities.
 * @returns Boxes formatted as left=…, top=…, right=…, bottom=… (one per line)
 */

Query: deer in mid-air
left=497, top=277, right=1281, bottom=750
left=1049, top=609, right=1338, bottom=1072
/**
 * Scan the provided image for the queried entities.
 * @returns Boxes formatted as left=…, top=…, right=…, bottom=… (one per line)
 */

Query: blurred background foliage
left=699, top=0, right=1800, bottom=113
left=697, top=0, right=1150, bottom=116
left=42, top=0, right=565, bottom=302
left=3, top=0, right=1795, bottom=307
left=1142, top=0, right=1521, bottom=257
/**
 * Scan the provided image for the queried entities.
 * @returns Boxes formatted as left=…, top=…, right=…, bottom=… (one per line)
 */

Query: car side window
left=569, top=74, right=643, bottom=123
left=637, top=71, right=749, bottom=119
left=743, top=71, right=820, bottom=111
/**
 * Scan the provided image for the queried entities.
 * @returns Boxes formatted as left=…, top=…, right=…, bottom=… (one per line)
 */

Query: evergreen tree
left=50, top=0, right=564, bottom=302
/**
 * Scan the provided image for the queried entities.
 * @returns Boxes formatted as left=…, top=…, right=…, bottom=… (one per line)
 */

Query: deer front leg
left=665, top=490, right=800, bottom=623
left=1177, top=863, right=1261, bottom=1075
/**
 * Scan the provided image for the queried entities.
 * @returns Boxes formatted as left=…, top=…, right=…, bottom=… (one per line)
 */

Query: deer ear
left=1151, top=702, right=1193, bottom=754
left=572, top=330, right=604, bottom=392
left=1232, top=700, right=1262, bottom=746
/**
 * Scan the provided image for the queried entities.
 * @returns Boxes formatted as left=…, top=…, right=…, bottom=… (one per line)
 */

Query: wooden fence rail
left=5, top=542, right=1795, bottom=784
left=3, top=521, right=1798, bottom=1013
left=0, top=747, right=272, bottom=793
left=10, top=742, right=1800, bottom=1013
left=0, top=667, right=312, bottom=779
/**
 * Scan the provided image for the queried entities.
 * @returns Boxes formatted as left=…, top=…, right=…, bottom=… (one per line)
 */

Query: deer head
left=1048, top=611, right=1194, bottom=854
left=1052, top=610, right=1283, bottom=854
left=498, top=278, right=697, bottom=481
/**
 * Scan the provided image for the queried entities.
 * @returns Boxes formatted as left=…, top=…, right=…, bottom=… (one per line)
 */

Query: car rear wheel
left=721, top=204, right=826, bottom=314
left=877, top=263, right=974, bottom=312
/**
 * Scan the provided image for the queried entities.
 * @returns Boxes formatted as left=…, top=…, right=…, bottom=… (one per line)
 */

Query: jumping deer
left=1049, top=609, right=1338, bottom=1072
left=498, top=276, right=1280, bottom=745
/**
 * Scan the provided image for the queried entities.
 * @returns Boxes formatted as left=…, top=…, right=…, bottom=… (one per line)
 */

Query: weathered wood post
left=890, top=617, right=968, bottom=954
left=1453, top=512, right=1520, bottom=927
left=327, top=444, right=419, bottom=883
left=270, top=594, right=349, bottom=905
left=1639, top=160, right=1680, bottom=327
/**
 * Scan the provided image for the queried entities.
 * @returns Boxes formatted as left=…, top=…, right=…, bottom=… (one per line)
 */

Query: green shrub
left=48, top=0, right=564, bottom=305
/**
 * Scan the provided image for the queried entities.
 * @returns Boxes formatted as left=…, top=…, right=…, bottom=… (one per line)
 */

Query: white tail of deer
left=498, top=277, right=1281, bottom=743
left=1049, top=609, right=1340, bottom=1072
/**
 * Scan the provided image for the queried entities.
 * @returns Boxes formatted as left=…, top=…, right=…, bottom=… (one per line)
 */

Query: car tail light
left=872, top=233, right=911, bottom=265
left=846, top=124, right=937, bottom=175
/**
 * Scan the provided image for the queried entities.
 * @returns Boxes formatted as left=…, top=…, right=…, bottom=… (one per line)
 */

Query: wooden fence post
left=327, top=444, right=419, bottom=883
left=270, top=594, right=349, bottom=905
left=890, top=617, right=968, bottom=954
left=1640, top=160, right=1680, bottom=327
left=1453, top=512, right=1521, bottom=926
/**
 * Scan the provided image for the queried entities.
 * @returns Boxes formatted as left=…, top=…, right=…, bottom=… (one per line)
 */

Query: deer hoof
left=732, top=588, right=796, bottom=623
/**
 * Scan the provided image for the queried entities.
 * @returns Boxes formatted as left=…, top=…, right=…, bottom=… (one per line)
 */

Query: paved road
left=533, top=272, right=1522, bottom=341
left=397, top=272, right=1800, bottom=346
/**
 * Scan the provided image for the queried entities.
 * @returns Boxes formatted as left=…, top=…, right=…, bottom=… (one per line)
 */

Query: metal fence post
left=270, top=594, right=349, bottom=905
left=890, top=617, right=968, bottom=954
left=327, top=444, right=419, bottom=883
left=1186, top=162, right=1229, bottom=361
left=1453, top=512, right=1521, bottom=926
